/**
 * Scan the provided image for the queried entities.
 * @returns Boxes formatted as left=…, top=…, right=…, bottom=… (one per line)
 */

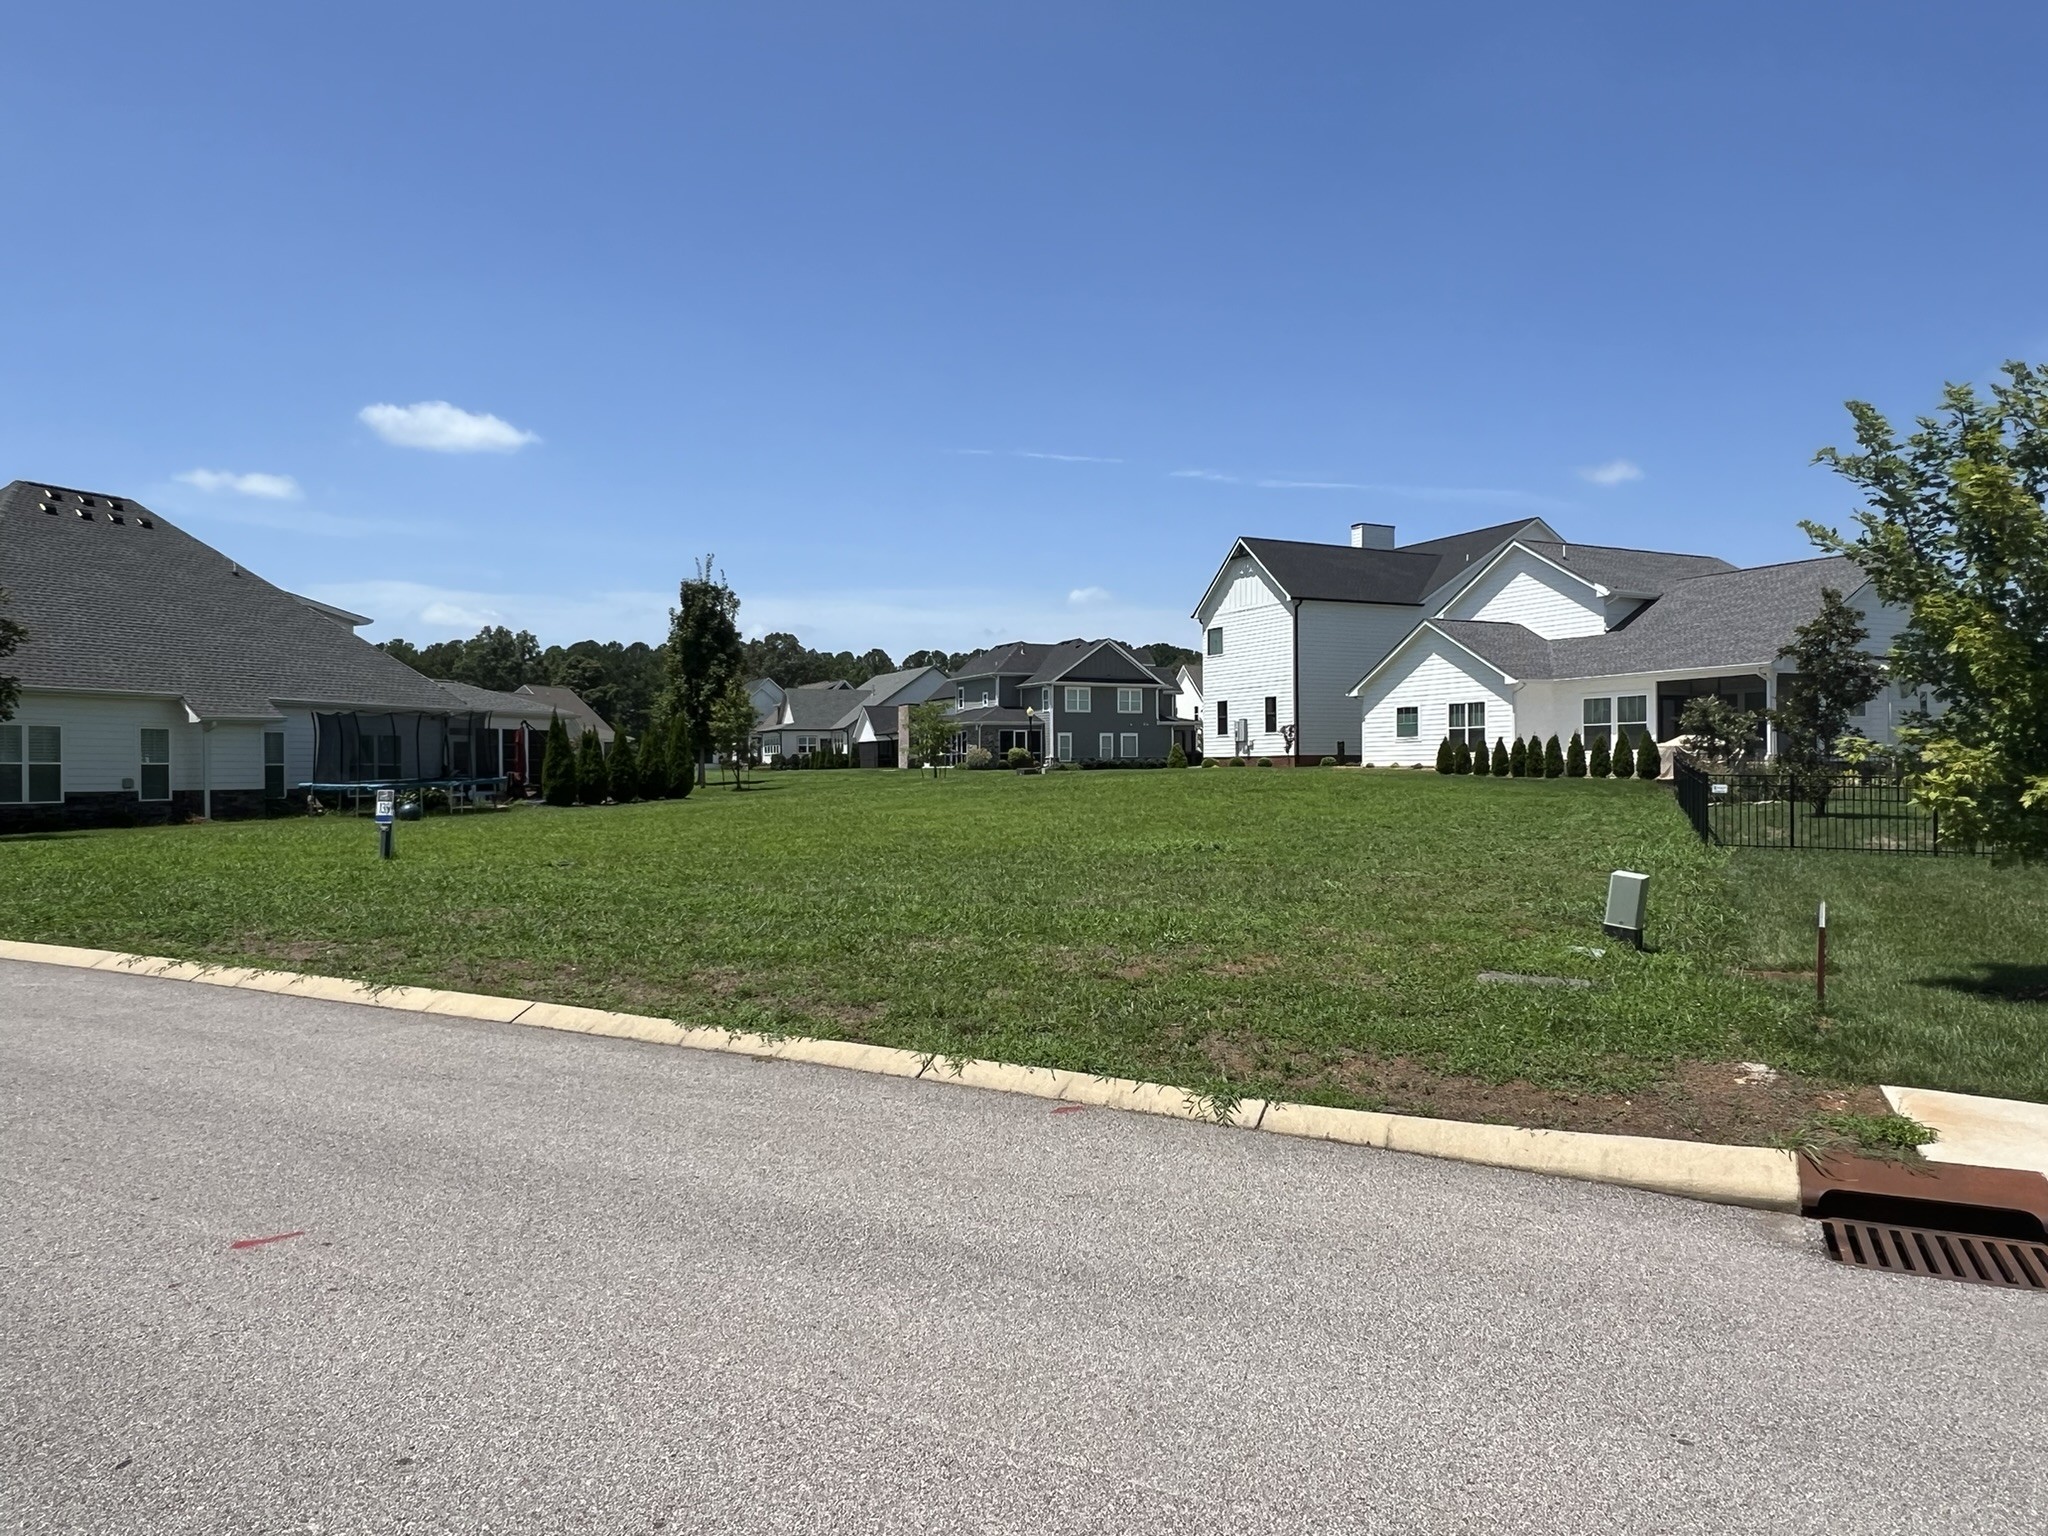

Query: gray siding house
left=949, top=639, right=1183, bottom=763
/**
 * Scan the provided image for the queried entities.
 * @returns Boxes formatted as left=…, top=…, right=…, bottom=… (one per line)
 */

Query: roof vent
left=41, top=503, right=56, bottom=515
left=76, top=507, right=93, bottom=520
left=44, top=489, right=62, bottom=500
left=138, top=517, right=155, bottom=529
left=108, top=512, right=126, bottom=525
left=108, top=499, right=125, bottom=511
left=79, top=495, right=95, bottom=506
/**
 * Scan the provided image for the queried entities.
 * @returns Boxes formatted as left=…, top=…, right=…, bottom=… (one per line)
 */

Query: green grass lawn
left=4, top=768, right=2042, bottom=1134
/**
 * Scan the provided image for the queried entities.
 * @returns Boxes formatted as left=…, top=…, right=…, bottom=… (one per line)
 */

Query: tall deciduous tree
left=665, top=556, right=745, bottom=786
left=1810, top=361, right=2048, bottom=859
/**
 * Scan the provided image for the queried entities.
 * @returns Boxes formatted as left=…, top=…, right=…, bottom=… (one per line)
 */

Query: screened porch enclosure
left=308, top=710, right=500, bottom=788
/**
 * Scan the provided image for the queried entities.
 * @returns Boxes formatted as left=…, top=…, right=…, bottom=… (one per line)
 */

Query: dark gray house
left=949, top=639, right=1184, bottom=763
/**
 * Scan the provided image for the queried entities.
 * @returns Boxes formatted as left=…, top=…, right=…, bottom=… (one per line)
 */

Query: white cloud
left=175, top=468, right=302, bottom=499
left=358, top=401, right=540, bottom=453
left=1170, top=468, right=1239, bottom=482
left=1256, top=478, right=1369, bottom=491
left=1579, top=458, right=1643, bottom=487
left=1012, top=449, right=1121, bottom=463
left=1067, top=586, right=1112, bottom=606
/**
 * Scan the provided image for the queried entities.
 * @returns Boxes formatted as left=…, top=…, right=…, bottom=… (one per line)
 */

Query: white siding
left=1514, top=674, right=1663, bottom=752
left=1441, top=549, right=1606, bottom=637
left=1195, top=557, right=1294, bottom=758
left=1356, top=638, right=1517, bottom=766
left=5, top=691, right=272, bottom=797
left=280, top=710, right=319, bottom=788
left=1295, top=598, right=1426, bottom=758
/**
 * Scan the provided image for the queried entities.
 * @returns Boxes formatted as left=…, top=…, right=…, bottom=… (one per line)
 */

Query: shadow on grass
left=0, top=830, right=98, bottom=842
left=1918, top=963, right=2048, bottom=1003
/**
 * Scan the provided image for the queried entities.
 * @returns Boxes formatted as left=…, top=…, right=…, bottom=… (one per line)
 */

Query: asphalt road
left=3, top=959, right=2043, bottom=1534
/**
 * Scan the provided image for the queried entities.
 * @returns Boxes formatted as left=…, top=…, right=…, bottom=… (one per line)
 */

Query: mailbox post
left=375, top=789, right=395, bottom=860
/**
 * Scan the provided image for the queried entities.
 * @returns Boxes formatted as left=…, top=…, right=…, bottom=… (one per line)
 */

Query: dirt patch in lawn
left=1186, top=1034, right=1887, bottom=1145
left=1313, top=1052, right=1889, bottom=1145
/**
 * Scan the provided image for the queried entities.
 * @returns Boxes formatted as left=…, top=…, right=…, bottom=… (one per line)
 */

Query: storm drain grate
left=1821, top=1219, right=2048, bottom=1290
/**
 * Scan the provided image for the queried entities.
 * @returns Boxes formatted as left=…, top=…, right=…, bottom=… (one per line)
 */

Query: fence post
left=1932, top=808, right=1939, bottom=856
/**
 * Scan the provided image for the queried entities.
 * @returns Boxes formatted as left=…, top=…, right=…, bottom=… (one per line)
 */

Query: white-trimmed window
left=1396, top=706, right=1419, bottom=738
left=1056, top=732, right=1073, bottom=762
left=1117, top=687, right=1143, bottom=715
left=1043, top=687, right=1053, bottom=710
left=1264, top=696, right=1278, bottom=733
left=1215, top=701, right=1228, bottom=736
left=797, top=734, right=818, bottom=755
left=140, top=728, right=172, bottom=801
left=1447, top=701, right=1486, bottom=747
left=1582, top=696, right=1612, bottom=749
left=1098, top=732, right=1114, bottom=760
left=0, top=723, right=62, bottom=804
left=1206, top=627, right=1223, bottom=656
left=1065, top=686, right=1091, bottom=712
left=263, top=732, right=285, bottom=798
left=1617, top=694, right=1648, bottom=743
left=1120, top=733, right=1139, bottom=758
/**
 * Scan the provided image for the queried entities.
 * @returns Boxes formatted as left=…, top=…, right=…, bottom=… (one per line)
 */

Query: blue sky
left=6, top=3, right=2045, bottom=656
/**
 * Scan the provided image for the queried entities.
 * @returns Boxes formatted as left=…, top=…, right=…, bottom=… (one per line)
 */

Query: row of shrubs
left=768, top=745, right=855, bottom=769
left=964, top=743, right=1198, bottom=770
left=1436, top=732, right=1662, bottom=780
left=538, top=716, right=697, bottom=806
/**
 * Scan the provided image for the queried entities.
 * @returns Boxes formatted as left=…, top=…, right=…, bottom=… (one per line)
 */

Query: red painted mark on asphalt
left=228, top=1230, right=306, bottom=1251
left=1050, top=1104, right=1086, bottom=1115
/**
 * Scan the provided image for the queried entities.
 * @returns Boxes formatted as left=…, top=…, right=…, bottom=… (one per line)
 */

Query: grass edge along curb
left=0, top=937, right=1799, bottom=1214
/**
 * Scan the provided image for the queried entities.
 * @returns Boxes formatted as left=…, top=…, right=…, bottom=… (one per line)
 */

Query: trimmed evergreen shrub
left=1527, top=734, right=1545, bottom=773
left=1256, top=756, right=1274, bottom=768
left=1167, top=742, right=1188, bottom=768
left=1611, top=733, right=1635, bottom=779
left=608, top=733, right=640, bottom=801
left=1509, top=737, right=1528, bottom=777
left=1317, top=755, right=1335, bottom=767
left=1636, top=732, right=1661, bottom=780
left=1436, top=736, right=1455, bottom=774
left=1229, top=756, right=1247, bottom=767
left=963, top=745, right=994, bottom=769
left=1491, top=737, right=1510, bottom=776
left=1588, top=732, right=1610, bottom=778
left=638, top=724, right=668, bottom=798
left=1452, top=738, right=1473, bottom=774
left=1565, top=732, right=1586, bottom=777
left=1543, top=734, right=1564, bottom=777
left=1007, top=746, right=1034, bottom=768
left=576, top=730, right=607, bottom=803
left=541, top=716, right=577, bottom=806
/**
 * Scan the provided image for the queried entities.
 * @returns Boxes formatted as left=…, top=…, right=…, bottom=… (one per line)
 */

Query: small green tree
left=607, top=732, right=640, bottom=802
left=1527, top=735, right=1545, bottom=774
left=0, top=587, right=24, bottom=723
left=1611, top=733, right=1636, bottom=779
left=541, top=715, right=577, bottom=806
left=1452, top=738, right=1473, bottom=774
left=1677, top=696, right=1757, bottom=763
left=1588, top=732, right=1611, bottom=778
left=1491, top=737, right=1510, bottom=776
left=1565, top=733, right=1586, bottom=777
left=906, top=700, right=956, bottom=776
left=576, top=729, right=607, bottom=804
left=1436, top=736, right=1455, bottom=774
left=1543, top=735, right=1564, bottom=778
left=1166, top=741, right=1187, bottom=768
left=1773, top=588, right=1887, bottom=815
left=664, top=555, right=745, bottom=787
left=1812, top=361, right=2048, bottom=860
left=707, top=680, right=760, bottom=789
left=1509, top=737, right=1528, bottom=777
left=1636, top=732, right=1661, bottom=780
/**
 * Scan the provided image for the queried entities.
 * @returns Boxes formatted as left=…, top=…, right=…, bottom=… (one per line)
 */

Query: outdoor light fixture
left=1603, top=870, right=1648, bottom=948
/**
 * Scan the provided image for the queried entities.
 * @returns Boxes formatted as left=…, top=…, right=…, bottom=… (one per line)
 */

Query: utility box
left=1603, top=870, right=1649, bottom=947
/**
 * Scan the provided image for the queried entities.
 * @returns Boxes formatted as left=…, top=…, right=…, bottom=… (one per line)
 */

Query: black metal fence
left=1672, top=753, right=1966, bottom=855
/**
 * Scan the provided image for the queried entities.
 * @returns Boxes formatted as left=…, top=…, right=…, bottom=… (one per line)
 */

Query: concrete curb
left=0, top=937, right=1800, bottom=1213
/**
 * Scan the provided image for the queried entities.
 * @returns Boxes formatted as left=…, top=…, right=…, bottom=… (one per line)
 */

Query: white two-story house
left=1192, top=518, right=1577, bottom=762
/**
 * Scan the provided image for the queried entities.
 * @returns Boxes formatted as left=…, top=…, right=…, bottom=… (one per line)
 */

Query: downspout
left=201, top=721, right=214, bottom=820
left=1291, top=598, right=1302, bottom=764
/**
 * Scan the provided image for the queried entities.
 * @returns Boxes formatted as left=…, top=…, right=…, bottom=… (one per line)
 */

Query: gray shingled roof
left=1424, top=557, right=1865, bottom=681
left=1227, top=518, right=1558, bottom=607
left=512, top=684, right=615, bottom=743
left=1514, top=541, right=1736, bottom=597
left=776, top=688, right=865, bottom=730
left=949, top=641, right=1056, bottom=679
left=0, top=480, right=459, bottom=718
